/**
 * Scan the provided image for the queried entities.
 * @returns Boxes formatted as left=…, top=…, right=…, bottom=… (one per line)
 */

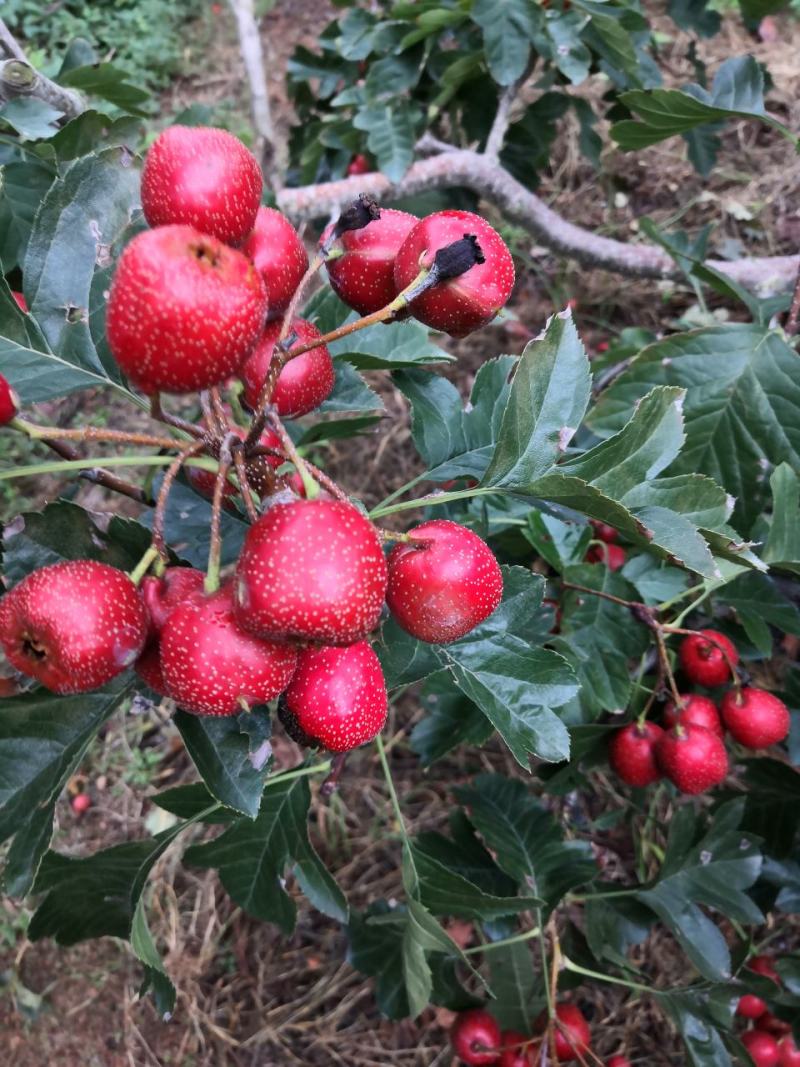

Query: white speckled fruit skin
left=0, top=560, right=147, bottom=693
left=386, top=519, right=503, bottom=644
left=656, top=723, right=729, bottom=795
left=240, top=317, right=334, bottom=417
left=160, top=584, right=298, bottom=716
left=242, top=207, right=309, bottom=318
left=393, top=210, right=515, bottom=338
left=322, top=208, right=418, bottom=316
left=106, top=224, right=268, bottom=395
left=141, top=125, right=262, bottom=245
left=234, top=499, right=388, bottom=646
left=136, top=567, right=205, bottom=695
left=720, top=687, right=790, bottom=748
left=285, top=641, right=387, bottom=752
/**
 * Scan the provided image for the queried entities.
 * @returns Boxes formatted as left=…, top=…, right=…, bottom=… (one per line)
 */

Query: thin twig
left=152, top=440, right=207, bottom=558
left=232, top=442, right=259, bottom=522
left=302, top=460, right=349, bottom=502
left=0, top=18, right=27, bottom=60
left=205, top=434, right=235, bottom=593
left=28, top=425, right=180, bottom=450
left=38, top=438, right=151, bottom=505
left=267, top=414, right=317, bottom=498
left=149, top=395, right=205, bottom=440
left=485, top=62, right=534, bottom=160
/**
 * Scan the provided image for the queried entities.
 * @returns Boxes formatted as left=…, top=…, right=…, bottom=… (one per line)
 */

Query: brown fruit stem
left=205, top=433, right=235, bottom=595
left=14, top=417, right=179, bottom=451
left=301, top=459, right=349, bottom=503
left=278, top=252, right=325, bottom=342
left=232, top=441, right=259, bottom=522
left=267, top=414, right=319, bottom=499
left=149, top=394, right=205, bottom=440
left=320, top=752, right=348, bottom=797
left=26, top=434, right=152, bottom=505
left=152, top=439, right=208, bottom=560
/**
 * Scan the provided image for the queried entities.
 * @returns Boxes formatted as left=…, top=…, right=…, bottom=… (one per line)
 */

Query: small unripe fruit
left=323, top=208, right=418, bottom=315
left=0, top=561, right=147, bottom=693
left=591, top=520, right=618, bottom=543
left=240, top=318, right=334, bottom=418
left=141, top=125, right=262, bottom=245
left=346, top=153, right=370, bottom=176
left=720, top=687, right=790, bottom=748
left=160, top=584, right=297, bottom=716
left=394, top=210, right=515, bottom=337
left=656, top=723, right=729, bottom=795
left=241, top=207, right=309, bottom=319
left=451, top=1010, right=502, bottom=1066
left=609, top=721, right=664, bottom=787
left=586, top=543, right=626, bottom=570
left=283, top=642, right=387, bottom=752
left=234, top=499, right=388, bottom=646
left=663, top=693, right=724, bottom=738
left=71, top=793, right=91, bottom=815
left=743, top=1030, right=780, bottom=1067
left=778, top=1036, right=800, bottom=1067
left=499, top=1030, right=538, bottom=1067
left=11, top=291, right=27, bottom=312
left=0, top=372, right=19, bottom=425
left=738, top=993, right=769, bottom=1020
left=386, top=520, right=503, bottom=644
left=678, top=629, right=738, bottom=687
left=107, top=225, right=267, bottom=394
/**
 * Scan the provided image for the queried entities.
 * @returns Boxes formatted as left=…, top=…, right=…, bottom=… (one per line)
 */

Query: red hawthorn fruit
left=655, top=722, right=729, bottom=795
left=283, top=641, right=387, bottom=752
left=322, top=207, right=418, bottom=315
left=0, top=372, right=19, bottom=425
left=71, top=793, right=92, bottom=816
left=586, top=543, right=626, bottom=571
left=385, top=519, right=503, bottom=644
left=107, top=224, right=267, bottom=395
left=608, top=1057, right=632, bottom=1067
left=185, top=425, right=282, bottom=503
left=609, top=721, right=664, bottom=787
left=762, top=1014, right=791, bottom=1037
left=678, top=628, right=738, bottom=687
left=136, top=568, right=205, bottom=695
left=393, top=210, right=515, bottom=337
left=11, top=291, right=27, bottom=312
left=750, top=956, right=780, bottom=982
left=743, top=1030, right=781, bottom=1067
left=663, top=693, right=724, bottom=738
left=241, top=207, right=309, bottom=319
left=346, top=153, right=371, bottom=176
left=778, top=1036, right=800, bottom=1067
left=549, top=1004, right=592, bottom=1062
left=234, top=499, right=388, bottom=645
left=451, top=1010, right=502, bottom=1066
left=499, top=1031, right=538, bottom=1067
left=738, top=992, right=769, bottom=1020
left=140, top=125, right=262, bottom=245
left=720, top=687, right=790, bottom=749
left=0, top=561, right=147, bottom=693
left=240, top=318, right=334, bottom=417
left=590, top=520, right=618, bottom=543
left=160, top=584, right=297, bottom=715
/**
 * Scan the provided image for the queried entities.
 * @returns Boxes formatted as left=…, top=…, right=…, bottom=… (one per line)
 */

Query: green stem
left=0, top=454, right=218, bottom=481
left=371, top=471, right=429, bottom=514
left=562, top=956, right=651, bottom=994
left=375, top=733, right=409, bottom=846
left=268, top=760, right=332, bottom=786
left=537, top=922, right=554, bottom=1018
left=462, top=925, right=542, bottom=957
left=369, top=485, right=493, bottom=520
left=128, top=545, right=160, bottom=586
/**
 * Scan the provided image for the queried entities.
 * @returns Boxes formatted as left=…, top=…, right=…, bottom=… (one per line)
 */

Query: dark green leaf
left=719, top=571, right=800, bottom=637
left=487, top=938, right=539, bottom=1032
left=59, top=63, right=151, bottom=116
left=668, top=0, right=721, bottom=37
left=522, top=510, right=591, bottom=573
left=0, top=99, right=63, bottom=139
left=327, top=316, right=452, bottom=370
left=47, top=110, right=142, bottom=162
left=0, top=159, right=54, bottom=272
left=410, top=678, right=494, bottom=766
left=656, top=988, right=735, bottom=1067
left=319, top=359, right=383, bottom=413
left=348, top=903, right=410, bottom=1019
left=764, top=464, right=800, bottom=575
left=142, top=477, right=248, bottom=570
left=353, top=105, right=416, bottom=181
left=585, top=893, right=653, bottom=967
left=151, top=782, right=234, bottom=824
left=131, top=897, right=176, bottom=1018
left=411, top=842, right=540, bottom=920
left=472, top=0, right=536, bottom=85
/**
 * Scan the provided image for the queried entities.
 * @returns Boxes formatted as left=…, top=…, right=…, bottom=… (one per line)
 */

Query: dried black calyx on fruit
left=431, top=234, right=485, bottom=282
left=333, top=194, right=381, bottom=237
left=277, top=695, right=320, bottom=748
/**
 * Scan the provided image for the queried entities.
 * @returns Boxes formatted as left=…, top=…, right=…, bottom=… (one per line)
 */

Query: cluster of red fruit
left=610, top=629, right=790, bottom=795
left=734, top=955, right=797, bottom=1067
left=450, top=1004, right=630, bottom=1066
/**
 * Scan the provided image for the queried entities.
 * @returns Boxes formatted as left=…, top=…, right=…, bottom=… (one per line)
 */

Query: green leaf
left=142, top=477, right=248, bottom=570
left=185, top=776, right=347, bottom=932
left=0, top=159, right=54, bottom=272
left=522, top=510, right=591, bottom=573
left=327, top=316, right=452, bottom=370
left=656, top=988, right=735, bottom=1067
left=0, top=678, right=133, bottom=896
left=587, top=324, right=800, bottom=530
left=636, top=802, right=762, bottom=981
left=487, top=938, right=538, bottom=1032
left=47, top=110, right=142, bottom=162
left=718, top=571, right=800, bottom=638
left=410, top=842, right=541, bottom=920
left=173, top=709, right=273, bottom=819
left=296, top=414, right=382, bottom=446
left=416, top=812, right=519, bottom=898
left=472, top=0, right=536, bottom=85
left=319, top=359, right=383, bottom=413
left=585, top=893, right=653, bottom=967
left=151, top=782, right=234, bottom=824
left=544, top=12, right=592, bottom=85
left=668, top=0, right=721, bottom=37
left=483, top=311, right=592, bottom=488
left=0, top=98, right=63, bottom=139
left=764, top=464, right=800, bottom=575
left=454, top=774, right=596, bottom=909
left=353, top=105, right=416, bottom=181
left=131, top=896, right=176, bottom=1018
left=410, top=678, right=494, bottom=766
left=22, top=147, right=141, bottom=399
left=347, top=903, right=410, bottom=1019
left=59, top=63, right=151, bottom=116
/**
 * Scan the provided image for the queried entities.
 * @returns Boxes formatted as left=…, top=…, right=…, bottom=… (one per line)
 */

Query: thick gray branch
left=226, top=0, right=277, bottom=178
left=0, top=58, right=83, bottom=119
left=277, top=147, right=798, bottom=293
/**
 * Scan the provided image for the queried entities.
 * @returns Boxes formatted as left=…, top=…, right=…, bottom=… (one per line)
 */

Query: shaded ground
left=2, top=1, right=800, bottom=1064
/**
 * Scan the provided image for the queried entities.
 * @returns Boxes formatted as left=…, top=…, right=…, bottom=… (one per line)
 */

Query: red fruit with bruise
left=678, top=628, right=738, bottom=687
left=499, top=1030, right=537, bottom=1067
left=0, top=373, right=19, bottom=425
left=586, top=543, right=626, bottom=571
left=720, top=687, right=790, bottom=749
left=323, top=208, right=418, bottom=315
left=234, top=499, right=388, bottom=645
left=0, top=561, right=147, bottom=693
left=551, top=1004, right=592, bottom=1062
left=160, top=584, right=297, bottom=716
left=283, top=641, right=387, bottom=752
left=11, top=291, right=27, bottom=312
left=346, top=153, right=370, bottom=176
left=71, top=793, right=91, bottom=815
left=451, top=1010, right=502, bottom=1066
left=107, top=225, right=267, bottom=394
left=386, top=520, right=503, bottom=644
left=242, top=207, right=309, bottom=319
left=743, top=1031, right=780, bottom=1067
left=663, top=693, right=724, bottom=738
left=136, top=568, right=205, bottom=695
left=778, top=1037, right=800, bottom=1067
left=141, top=125, right=262, bottom=245
left=394, top=210, right=515, bottom=337
left=591, top=520, right=618, bottom=543
left=240, top=318, right=334, bottom=417
left=655, top=723, right=729, bottom=795
left=609, top=721, right=664, bottom=787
